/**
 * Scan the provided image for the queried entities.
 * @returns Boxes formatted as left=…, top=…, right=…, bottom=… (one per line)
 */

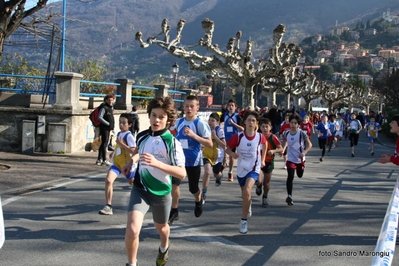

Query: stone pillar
left=53, top=72, right=83, bottom=111
left=153, top=84, right=170, bottom=98
left=115, top=78, right=134, bottom=111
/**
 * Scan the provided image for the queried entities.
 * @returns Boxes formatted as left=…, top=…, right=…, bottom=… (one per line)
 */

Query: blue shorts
left=368, top=136, right=377, bottom=142
left=109, top=164, right=135, bottom=179
left=237, top=171, right=259, bottom=187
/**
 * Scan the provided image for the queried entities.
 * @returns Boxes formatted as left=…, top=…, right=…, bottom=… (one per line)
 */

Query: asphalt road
left=1, top=133, right=399, bottom=266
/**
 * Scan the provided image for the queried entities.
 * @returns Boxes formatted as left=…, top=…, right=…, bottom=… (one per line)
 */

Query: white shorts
left=335, top=131, right=343, bottom=137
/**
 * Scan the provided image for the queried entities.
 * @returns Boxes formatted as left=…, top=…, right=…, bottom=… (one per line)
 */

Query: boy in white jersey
left=168, top=95, right=212, bottom=224
left=123, top=97, right=186, bottom=266
left=365, top=116, right=381, bottom=156
left=226, top=111, right=267, bottom=234
left=99, top=113, right=137, bottom=215
left=201, top=113, right=226, bottom=203
left=335, top=113, right=346, bottom=147
left=282, top=114, right=312, bottom=206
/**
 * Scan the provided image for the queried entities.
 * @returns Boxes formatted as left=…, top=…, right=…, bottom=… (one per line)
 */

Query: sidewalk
left=0, top=151, right=106, bottom=195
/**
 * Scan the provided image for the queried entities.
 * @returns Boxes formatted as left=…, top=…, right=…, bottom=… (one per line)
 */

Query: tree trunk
left=242, top=86, right=254, bottom=108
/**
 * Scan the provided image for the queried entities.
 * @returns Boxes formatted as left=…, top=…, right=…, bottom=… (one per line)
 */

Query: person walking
left=96, top=94, right=115, bottom=166
left=123, top=97, right=186, bottom=266
left=129, top=106, right=140, bottom=137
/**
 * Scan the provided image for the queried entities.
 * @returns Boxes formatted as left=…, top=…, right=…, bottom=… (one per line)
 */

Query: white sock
left=160, top=245, right=168, bottom=253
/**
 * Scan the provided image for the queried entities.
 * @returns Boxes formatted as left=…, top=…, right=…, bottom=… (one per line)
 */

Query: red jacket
left=390, top=138, right=399, bottom=166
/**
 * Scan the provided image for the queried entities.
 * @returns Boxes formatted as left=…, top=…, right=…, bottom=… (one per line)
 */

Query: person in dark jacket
left=96, top=94, right=115, bottom=166
left=129, top=106, right=140, bottom=137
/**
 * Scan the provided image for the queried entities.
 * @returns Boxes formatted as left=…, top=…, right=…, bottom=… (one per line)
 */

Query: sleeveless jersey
left=175, top=117, right=211, bottom=167
left=227, top=132, right=265, bottom=177
left=112, top=131, right=136, bottom=170
left=284, top=129, right=308, bottom=164
left=133, top=128, right=185, bottom=197
left=224, top=112, right=240, bottom=141
left=203, top=125, right=225, bottom=165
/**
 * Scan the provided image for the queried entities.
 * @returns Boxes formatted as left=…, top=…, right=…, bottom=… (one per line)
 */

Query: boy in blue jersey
left=123, top=97, right=186, bottom=266
left=168, top=95, right=212, bottom=224
left=223, top=99, right=244, bottom=181
left=365, top=116, right=381, bottom=156
left=316, top=115, right=331, bottom=162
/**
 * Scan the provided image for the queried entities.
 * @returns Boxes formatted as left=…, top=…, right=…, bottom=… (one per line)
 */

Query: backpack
left=89, top=103, right=105, bottom=127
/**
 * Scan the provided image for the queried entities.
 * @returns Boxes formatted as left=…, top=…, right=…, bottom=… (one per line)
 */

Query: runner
left=347, top=112, right=363, bottom=157
left=282, top=114, right=312, bottom=206
left=223, top=99, right=243, bottom=181
left=315, top=115, right=331, bottom=162
left=365, top=115, right=381, bottom=156
left=255, top=118, right=284, bottom=207
left=226, top=111, right=267, bottom=234
left=123, top=97, right=186, bottom=266
left=201, top=112, right=226, bottom=204
left=168, top=95, right=212, bottom=224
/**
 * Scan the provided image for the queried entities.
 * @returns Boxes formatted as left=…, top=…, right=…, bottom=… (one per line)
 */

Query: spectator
left=96, top=94, right=115, bottom=166
left=129, top=106, right=140, bottom=137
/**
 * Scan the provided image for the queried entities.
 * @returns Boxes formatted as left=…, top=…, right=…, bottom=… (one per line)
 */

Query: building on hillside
left=350, top=31, right=360, bottom=41
left=347, top=42, right=360, bottom=50
left=378, top=49, right=395, bottom=59
left=331, top=72, right=349, bottom=83
left=329, top=26, right=350, bottom=36
left=364, top=28, right=377, bottom=36
left=350, top=49, right=368, bottom=57
left=372, top=59, right=384, bottom=71
left=357, top=74, right=373, bottom=85
left=331, top=42, right=345, bottom=51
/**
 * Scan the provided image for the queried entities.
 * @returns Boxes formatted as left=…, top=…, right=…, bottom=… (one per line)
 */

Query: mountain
left=4, top=0, right=398, bottom=81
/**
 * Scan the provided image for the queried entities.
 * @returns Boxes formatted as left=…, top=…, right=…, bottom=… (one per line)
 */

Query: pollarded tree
left=287, top=72, right=322, bottom=111
left=318, top=81, right=354, bottom=112
left=0, top=0, right=50, bottom=61
left=135, top=18, right=302, bottom=108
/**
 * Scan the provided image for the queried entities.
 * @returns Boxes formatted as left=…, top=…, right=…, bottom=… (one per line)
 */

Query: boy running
left=347, top=113, right=363, bottom=157
left=365, top=116, right=381, bottom=156
left=282, top=114, right=312, bottom=206
left=315, top=115, right=331, bottom=162
left=99, top=113, right=137, bottom=215
left=335, top=113, right=346, bottom=147
left=123, top=97, right=186, bottom=266
left=223, top=99, right=244, bottom=181
left=226, top=111, right=267, bottom=234
left=169, top=95, right=212, bottom=224
left=201, top=113, right=226, bottom=203
left=255, top=118, right=284, bottom=207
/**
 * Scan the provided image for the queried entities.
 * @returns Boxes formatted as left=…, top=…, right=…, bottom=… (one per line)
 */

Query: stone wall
left=0, top=107, right=150, bottom=153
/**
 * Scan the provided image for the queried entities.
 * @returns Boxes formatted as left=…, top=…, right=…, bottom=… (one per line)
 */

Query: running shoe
left=168, top=210, right=179, bottom=225
left=239, top=220, right=248, bottom=234
left=99, top=205, right=113, bottom=215
left=215, top=174, right=222, bottom=187
left=102, top=160, right=112, bottom=166
left=351, top=153, right=355, bottom=157
left=255, top=183, right=262, bottom=196
left=201, top=193, right=206, bottom=205
left=156, top=246, right=169, bottom=266
left=286, top=196, right=293, bottom=206
left=371, top=151, right=374, bottom=156
left=228, top=172, right=233, bottom=182
left=95, top=159, right=102, bottom=166
left=194, top=201, right=203, bottom=217
left=262, top=197, right=269, bottom=207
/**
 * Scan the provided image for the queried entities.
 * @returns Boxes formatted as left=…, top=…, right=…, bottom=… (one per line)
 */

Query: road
left=1, top=133, right=399, bottom=266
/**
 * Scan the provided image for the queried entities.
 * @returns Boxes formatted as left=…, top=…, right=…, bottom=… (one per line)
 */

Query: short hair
left=186, top=95, right=198, bottom=102
left=132, top=106, right=138, bottom=112
left=259, top=118, right=271, bottom=126
left=104, top=94, right=115, bottom=101
left=392, top=114, right=399, bottom=126
left=209, top=112, right=220, bottom=121
left=289, top=114, right=302, bottom=124
left=147, top=97, right=177, bottom=125
left=228, top=99, right=238, bottom=106
left=120, top=113, right=133, bottom=124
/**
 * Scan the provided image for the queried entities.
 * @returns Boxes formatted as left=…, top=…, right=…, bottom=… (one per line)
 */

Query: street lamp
left=172, top=62, right=179, bottom=90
